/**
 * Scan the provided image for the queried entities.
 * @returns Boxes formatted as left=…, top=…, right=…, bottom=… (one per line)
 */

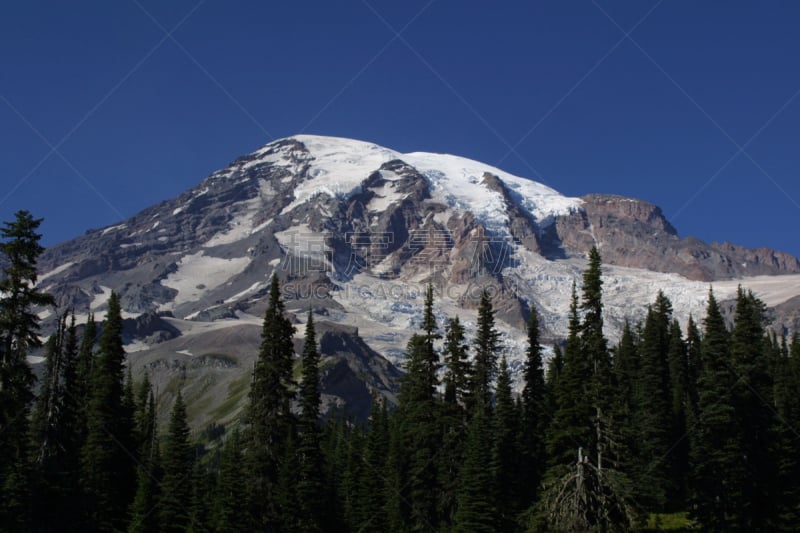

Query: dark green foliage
left=159, top=392, right=193, bottom=532
left=442, top=315, right=470, bottom=408
left=581, top=248, right=614, bottom=433
left=728, top=288, right=773, bottom=530
left=128, top=386, right=160, bottom=533
left=492, top=356, right=519, bottom=529
left=395, top=284, right=442, bottom=531
left=0, top=210, right=54, bottom=530
left=684, top=315, right=702, bottom=427
left=29, top=313, right=83, bottom=531
left=212, top=429, right=249, bottom=533
left=688, top=290, right=740, bottom=531
left=666, top=319, right=690, bottom=507
left=296, top=311, right=325, bottom=532
left=770, top=335, right=800, bottom=531
left=453, top=407, right=496, bottom=532
left=546, top=283, right=591, bottom=468
left=470, top=289, right=500, bottom=411
left=244, top=273, right=297, bottom=529
left=438, top=316, right=470, bottom=525
left=359, top=397, right=390, bottom=531
left=519, top=306, right=547, bottom=512
left=81, top=291, right=136, bottom=531
left=13, top=212, right=800, bottom=532
left=276, top=430, right=300, bottom=530
left=630, top=295, right=673, bottom=510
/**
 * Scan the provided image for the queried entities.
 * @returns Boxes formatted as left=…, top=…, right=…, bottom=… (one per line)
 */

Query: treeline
left=2, top=210, right=800, bottom=532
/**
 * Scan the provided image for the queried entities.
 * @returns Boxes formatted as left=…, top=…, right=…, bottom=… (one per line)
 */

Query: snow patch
left=102, top=224, right=127, bottom=235
left=224, top=281, right=268, bottom=304
left=160, top=251, right=251, bottom=309
left=38, top=262, right=75, bottom=283
left=91, top=286, right=113, bottom=310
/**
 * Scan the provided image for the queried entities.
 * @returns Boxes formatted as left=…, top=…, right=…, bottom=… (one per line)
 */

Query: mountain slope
left=33, top=134, right=800, bottom=423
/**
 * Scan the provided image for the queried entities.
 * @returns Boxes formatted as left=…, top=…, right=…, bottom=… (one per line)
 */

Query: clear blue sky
left=2, top=1, right=799, bottom=258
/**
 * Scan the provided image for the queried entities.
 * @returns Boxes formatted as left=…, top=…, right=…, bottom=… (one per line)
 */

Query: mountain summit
left=35, top=134, right=800, bottom=421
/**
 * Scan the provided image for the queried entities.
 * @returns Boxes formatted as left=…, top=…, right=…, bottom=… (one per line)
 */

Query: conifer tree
left=612, top=320, right=637, bottom=423
left=159, top=391, right=193, bottom=533
left=81, top=291, right=134, bottom=531
left=186, top=461, right=212, bottom=533
left=359, top=397, right=390, bottom=531
left=492, top=356, right=519, bottom=529
left=666, top=318, right=690, bottom=507
left=212, top=429, right=249, bottom=533
left=729, top=287, right=773, bottom=530
left=395, top=284, right=442, bottom=531
left=689, top=290, right=741, bottom=530
left=383, top=413, right=409, bottom=532
left=545, top=343, right=564, bottom=419
left=30, top=313, right=84, bottom=531
left=581, top=247, right=614, bottom=439
left=245, top=273, right=297, bottom=529
left=453, top=406, right=496, bottom=533
left=438, top=316, right=470, bottom=525
left=684, top=315, right=702, bottom=426
left=296, top=311, right=325, bottom=532
left=546, top=282, right=591, bottom=468
left=470, top=289, right=500, bottom=411
left=519, top=307, right=546, bottom=512
left=128, top=386, right=160, bottom=533
left=75, top=313, right=96, bottom=405
left=630, top=296, right=673, bottom=510
left=0, top=210, right=54, bottom=530
left=770, top=335, right=800, bottom=531
left=442, top=316, right=470, bottom=408
left=276, top=430, right=300, bottom=530
left=540, top=251, right=634, bottom=531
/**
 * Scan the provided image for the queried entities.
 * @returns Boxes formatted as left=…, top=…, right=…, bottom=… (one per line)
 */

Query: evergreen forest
left=2, top=210, right=800, bottom=532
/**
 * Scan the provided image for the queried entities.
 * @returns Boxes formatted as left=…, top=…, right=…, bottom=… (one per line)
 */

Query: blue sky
left=2, top=1, right=799, bottom=259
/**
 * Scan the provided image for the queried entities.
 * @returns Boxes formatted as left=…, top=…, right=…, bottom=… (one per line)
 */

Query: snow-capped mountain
left=35, top=135, right=800, bottom=422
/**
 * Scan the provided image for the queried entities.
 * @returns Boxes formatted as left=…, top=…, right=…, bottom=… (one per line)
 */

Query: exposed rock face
left=550, top=194, right=800, bottom=281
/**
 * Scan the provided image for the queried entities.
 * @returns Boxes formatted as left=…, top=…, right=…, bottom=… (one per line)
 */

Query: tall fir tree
left=689, top=289, right=741, bottom=531
left=30, top=313, right=83, bottom=531
left=492, top=356, right=520, bottom=529
left=0, top=210, right=54, bottom=531
left=438, top=315, right=471, bottom=525
left=453, top=406, right=496, bottom=533
left=212, top=429, right=249, bottom=533
left=540, top=251, right=634, bottom=531
left=296, top=311, right=325, bottom=532
left=769, top=335, right=800, bottom=531
left=127, top=385, right=160, bottom=533
left=470, top=289, right=500, bottom=411
left=80, top=291, right=135, bottom=531
left=244, top=273, right=297, bottom=529
left=359, top=397, right=390, bottom=532
left=159, top=391, right=193, bottom=533
left=729, top=287, right=773, bottom=530
left=684, top=314, right=702, bottom=426
left=442, top=316, right=470, bottom=409
left=580, top=247, right=615, bottom=443
left=396, top=284, right=442, bottom=531
left=630, top=295, right=673, bottom=511
left=546, top=282, right=591, bottom=469
left=519, top=306, right=546, bottom=512
left=666, top=318, right=690, bottom=508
